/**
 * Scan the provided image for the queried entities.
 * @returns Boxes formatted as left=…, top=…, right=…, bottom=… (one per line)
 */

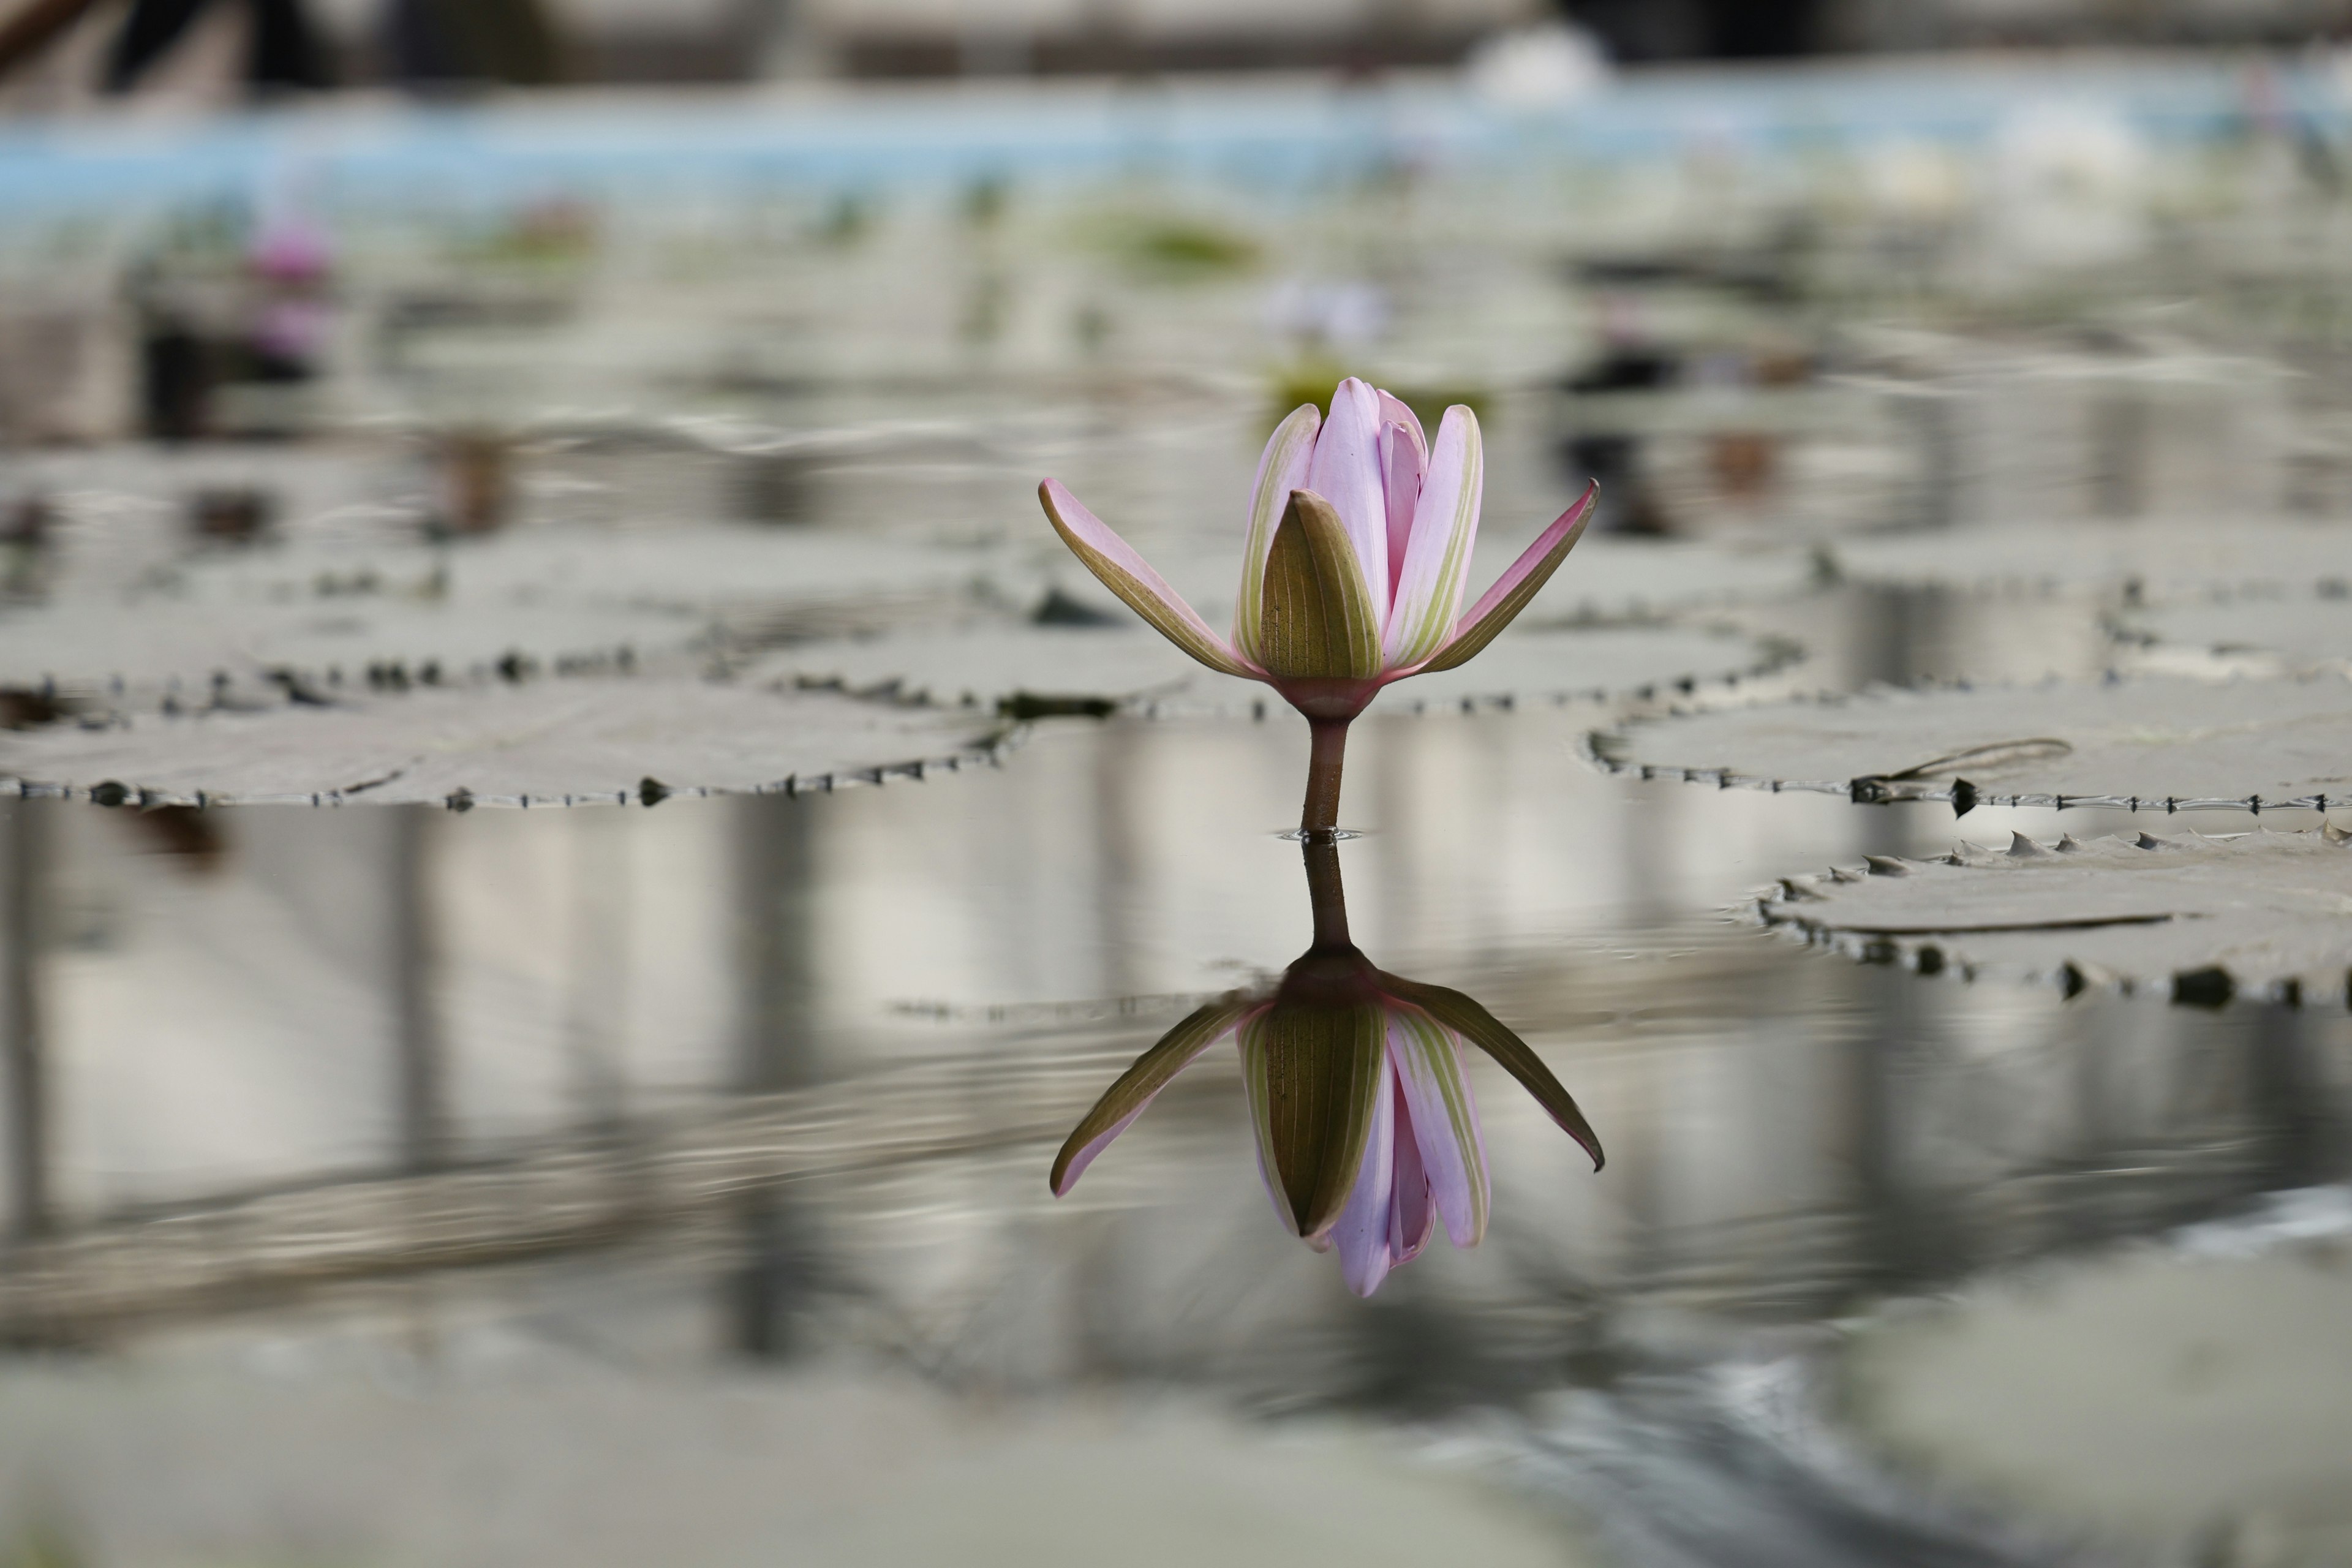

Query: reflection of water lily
left=1051, top=843, right=1602, bottom=1297
left=1040, top=377, right=1596, bottom=834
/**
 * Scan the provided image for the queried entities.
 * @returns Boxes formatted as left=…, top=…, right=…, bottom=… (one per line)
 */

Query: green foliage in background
left=1267, top=360, right=1491, bottom=430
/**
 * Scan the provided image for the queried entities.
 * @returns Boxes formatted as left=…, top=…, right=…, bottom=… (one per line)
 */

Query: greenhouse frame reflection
left=1052, top=837, right=1602, bottom=1296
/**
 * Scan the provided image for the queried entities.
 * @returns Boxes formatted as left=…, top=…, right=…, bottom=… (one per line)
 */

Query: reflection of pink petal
left=1054, top=997, right=1261, bottom=1196
left=1389, top=1079, right=1435, bottom=1264
left=1329, top=1064, right=1397, bottom=1296
left=1305, top=378, right=1390, bottom=624
left=1050, top=1107, right=1148, bottom=1196
left=1389, top=1011, right=1490, bottom=1247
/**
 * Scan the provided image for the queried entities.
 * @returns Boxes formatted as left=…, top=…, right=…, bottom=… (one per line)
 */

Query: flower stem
left=1300, top=718, right=1349, bottom=839
left=1301, top=834, right=1350, bottom=950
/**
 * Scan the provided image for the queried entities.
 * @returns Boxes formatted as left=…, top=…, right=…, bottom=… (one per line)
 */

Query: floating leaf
left=0, top=598, right=704, bottom=714
left=173, top=524, right=1009, bottom=643
left=2116, top=592, right=2352, bottom=677
left=1589, top=674, right=2352, bottom=812
left=0, top=678, right=1003, bottom=808
left=1758, top=828, right=2352, bottom=1002
left=1388, top=623, right=1790, bottom=713
left=752, top=625, right=1196, bottom=715
left=753, top=621, right=1787, bottom=719
left=1833, top=518, right=2352, bottom=597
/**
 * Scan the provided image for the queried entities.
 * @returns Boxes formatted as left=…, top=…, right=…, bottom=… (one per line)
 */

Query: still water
left=2, top=578, right=2344, bottom=1562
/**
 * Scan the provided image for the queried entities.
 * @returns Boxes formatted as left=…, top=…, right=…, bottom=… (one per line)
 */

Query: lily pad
left=0, top=678, right=1004, bottom=808
left=2114, top=592, right=2352, bottom=677
left=1831, top=518, right=2352, bottom=597
left=1758, top=827, right=2352, bottom=1000
left=1844, top=1215, right=2352, bottom=1563
left=751, top=621, right=1790, bottom=718
left=1589, top=674, right=2352, bottom=812
left=172, top=524, right=1011, bottom=643
left=0, top=598, right=706, bottom=714
left=1374, top=623, right=1793, bottom=714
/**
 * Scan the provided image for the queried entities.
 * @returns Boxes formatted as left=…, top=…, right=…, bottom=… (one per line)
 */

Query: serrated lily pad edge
left=769, top=622, right=1809, bottom=723
left=1745, top=829, right=2347, bottom=1009
left=1580, top=680, right=2352, bottom=818
left=1, top=715, right=1028, bottom=812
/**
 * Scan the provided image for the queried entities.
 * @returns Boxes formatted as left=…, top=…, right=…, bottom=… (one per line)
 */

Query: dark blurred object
left=1562, top=347, right=1679, bottom=535
left=119, top=804, right=228, bottom=872
left=138, top=311, right=216, bottom=442
left=189, top=484, right=275, bottom=543
left=735, top=452, right=812, bottom=526
left=1, top=494, right=49, bottom=551
left=386, top=0, right=563, bottom=88
left=104, top=0, right=334, bottom=92
left=1557, top=0, right=1822, bottom=59
left=0, top=688, right=66, bottom=730
left=432, top=430, right=511, bottom=536
left=0, top=0, right=99, bottom=81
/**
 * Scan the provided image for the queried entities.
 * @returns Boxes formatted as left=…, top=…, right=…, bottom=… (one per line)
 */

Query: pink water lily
left=1040, top=377, right=1597, bottom=834
left=1049, top=842, right=1603, bottom=1298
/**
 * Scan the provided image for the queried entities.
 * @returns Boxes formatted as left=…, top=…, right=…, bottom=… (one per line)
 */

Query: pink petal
left=1327, top=1063, right=1398, bottom=1297
left=1380, top=405, right=1483, bottom=671
left=1304, top=379, right=1389, bottom=628
left=1234, top=403, right=1321, bottom=663
left=1375, top=390, right=1427, bottom=459
left=1389, top=1080, right=1436, bottom=1264
left=1414, top=480, right=1597, bottom=676
left=1040, top=480, right=1261, bottom=679
left=1378, top=422, right=1424, bottom=605
left=1389, top=1011, right=1490, bottom=1248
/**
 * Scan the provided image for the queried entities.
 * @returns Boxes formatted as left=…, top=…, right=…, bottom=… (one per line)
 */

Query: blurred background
left=6, top=2, right=2352, bottom=1565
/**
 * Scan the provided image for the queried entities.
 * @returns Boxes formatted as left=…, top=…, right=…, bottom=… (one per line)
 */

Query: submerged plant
left=1050, top=840, right=1602, bottom=1297
left=1040, top=377, right=1596, bottom=834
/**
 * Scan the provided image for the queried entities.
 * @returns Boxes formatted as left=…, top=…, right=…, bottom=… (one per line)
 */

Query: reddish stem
left=1301, top=834, right=1351, bottom=950
left=1300, top=718, right=1350, bottom=839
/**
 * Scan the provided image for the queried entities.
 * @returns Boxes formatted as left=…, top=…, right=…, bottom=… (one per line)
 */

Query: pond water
left=9, top=75, right=2352, bottom=1560
left=4, top=555, right=2346, bottom=1562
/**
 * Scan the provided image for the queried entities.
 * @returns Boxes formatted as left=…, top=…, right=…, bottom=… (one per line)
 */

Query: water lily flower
left=1040, top=377, right=1597, bottom=834
left=1050, top=842, right=1602, bottom=1297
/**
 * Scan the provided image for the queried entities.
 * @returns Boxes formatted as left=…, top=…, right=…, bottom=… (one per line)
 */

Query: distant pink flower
left=251, top=219, right=333, bottom=284
left=1039, top=377, right=1595, bottom=832
left=1050, top=943, right=1602, bottom=1298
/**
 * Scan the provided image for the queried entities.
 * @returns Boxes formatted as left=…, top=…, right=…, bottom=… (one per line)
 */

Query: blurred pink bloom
left=1039, top=376, right=1596, bottom=729
left=251, top=219, right=334, bottom=284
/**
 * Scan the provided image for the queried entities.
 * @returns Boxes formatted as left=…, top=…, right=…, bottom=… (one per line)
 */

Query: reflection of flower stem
left=1302, top=831, right=1350, bottom=950
left=1301, top=718, right=1349, bottom=839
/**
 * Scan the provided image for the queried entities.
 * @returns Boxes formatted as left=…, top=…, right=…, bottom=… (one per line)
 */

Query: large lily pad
left=0, top=678, right=1004, bottom=808
left=752, top=621, right=1790, bottom=717
left=1758, top=827, right=2352, bottom=1000
left=2114, top=592, right=2352, bottom=677
left=1589, top=674, right=2352, bottom=812
left=172, top=524, right=1009, bottom=642
left=0, top=598, right=706, bottom=714
left=1831, top=518, right=2352, bottom=597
